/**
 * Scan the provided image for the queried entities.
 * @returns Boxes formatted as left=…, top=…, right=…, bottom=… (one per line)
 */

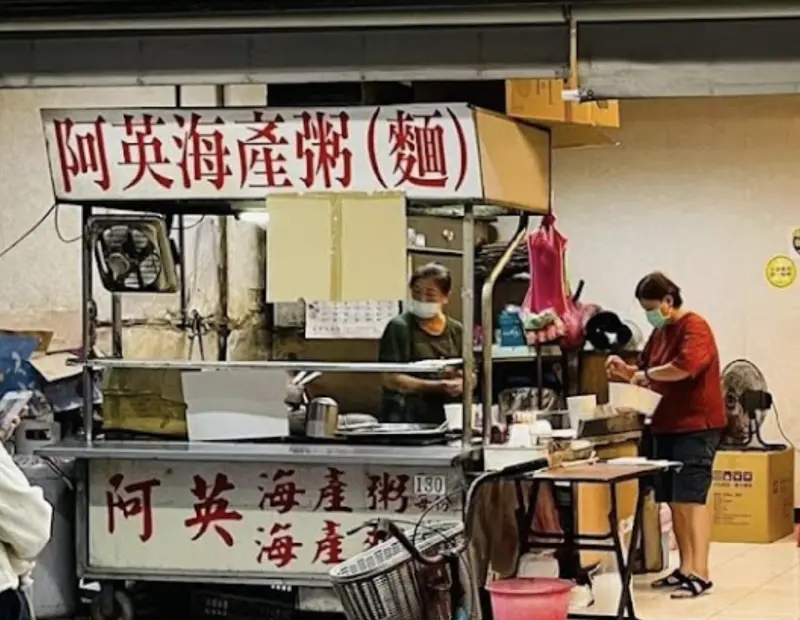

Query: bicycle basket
left=329, top=520, right=467, bottom=620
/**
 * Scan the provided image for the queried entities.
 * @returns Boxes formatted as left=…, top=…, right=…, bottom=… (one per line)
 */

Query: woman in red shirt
left=606, top=272, right=725, bottom=599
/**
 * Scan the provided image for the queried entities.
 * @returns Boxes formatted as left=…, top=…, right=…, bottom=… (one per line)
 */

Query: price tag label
left=413, top=474, right=447, bottom=498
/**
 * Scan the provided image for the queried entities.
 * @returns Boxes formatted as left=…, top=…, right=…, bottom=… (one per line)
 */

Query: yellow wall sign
left=765, top=254, right=797, bottom=289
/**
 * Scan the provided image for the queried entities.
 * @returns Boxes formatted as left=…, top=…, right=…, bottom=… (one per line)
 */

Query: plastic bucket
left=486, top=578, right=574, bottom=620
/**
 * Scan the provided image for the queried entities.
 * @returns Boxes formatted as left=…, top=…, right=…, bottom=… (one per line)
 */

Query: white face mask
left=407, top=299, right=441, bottom=319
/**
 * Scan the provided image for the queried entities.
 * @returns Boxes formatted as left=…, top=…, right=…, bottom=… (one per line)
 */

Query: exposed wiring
left=0, top=203, right=56, bottom=260
left=182, top=215, right=206, bottom=230
left=772, top=403, right=797, bottom=451
left=54, top=203, right=82, bottom=243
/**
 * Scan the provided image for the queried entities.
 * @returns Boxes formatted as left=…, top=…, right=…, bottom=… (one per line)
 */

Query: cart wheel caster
left=91, top=588, right=135, bottom=620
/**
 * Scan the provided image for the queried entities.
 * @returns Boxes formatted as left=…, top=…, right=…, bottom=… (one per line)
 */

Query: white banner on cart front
left=41, top=104, right=483, bottom=202
left=87, top=459, right=457, bottom=576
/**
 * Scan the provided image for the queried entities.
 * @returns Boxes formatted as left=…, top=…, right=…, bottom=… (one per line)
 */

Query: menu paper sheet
left=305, top=301, right=399, bottom=339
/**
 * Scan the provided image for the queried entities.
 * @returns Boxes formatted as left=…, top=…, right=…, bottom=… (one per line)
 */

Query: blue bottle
left=498, top=307, right=526, bottom=347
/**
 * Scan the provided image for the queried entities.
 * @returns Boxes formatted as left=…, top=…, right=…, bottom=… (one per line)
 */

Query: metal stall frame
left=40, top=199, right=531, bottom=618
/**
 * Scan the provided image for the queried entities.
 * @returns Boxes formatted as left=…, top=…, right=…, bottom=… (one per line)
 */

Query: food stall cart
left=33, top=103, right=553, bottom=619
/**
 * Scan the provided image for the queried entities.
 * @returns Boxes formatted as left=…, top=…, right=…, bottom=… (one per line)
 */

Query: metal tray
left=336, top=422, right=447, bottom=438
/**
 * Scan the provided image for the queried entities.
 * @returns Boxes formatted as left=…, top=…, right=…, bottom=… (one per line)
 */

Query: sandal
left=670, top=575, right=713, bottom=599
left=651, top=569, right=689, bottom=589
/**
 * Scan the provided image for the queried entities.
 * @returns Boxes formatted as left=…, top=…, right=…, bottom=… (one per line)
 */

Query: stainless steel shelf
left=75, top=358, right=463, bottom=373
left=37, top=437, right=473, bottom=466
left=407, top=246, right=464, bottom=256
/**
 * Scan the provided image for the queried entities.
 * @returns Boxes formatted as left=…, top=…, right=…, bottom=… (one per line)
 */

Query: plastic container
left=566, top=395, right=596, bottom=429
left=609, top=383, right=662, bottom=416
left=498, top=308, right=526, bottom=347
left=486, top=578, right=573, bottom=620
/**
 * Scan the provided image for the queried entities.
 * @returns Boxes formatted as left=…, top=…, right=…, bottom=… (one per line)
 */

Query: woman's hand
left=439, top=379, right=464, bottom=398
left=605, top=355, right=635, bottom=381
left=630, top=370, right=650, bottom=387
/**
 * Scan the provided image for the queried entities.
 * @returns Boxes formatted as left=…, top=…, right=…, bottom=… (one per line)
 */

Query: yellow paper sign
left=765, top=254, right=797, bottom=289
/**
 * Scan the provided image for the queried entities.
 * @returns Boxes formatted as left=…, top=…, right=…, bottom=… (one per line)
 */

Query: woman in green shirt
left=378, top=263, right=465, bottom=424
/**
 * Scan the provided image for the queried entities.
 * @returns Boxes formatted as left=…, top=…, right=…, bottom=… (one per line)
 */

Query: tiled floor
left=631, top=537, right=799, bottom=619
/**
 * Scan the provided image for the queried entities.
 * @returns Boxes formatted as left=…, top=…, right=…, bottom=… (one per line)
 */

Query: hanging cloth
left=523, top=214, right=570, bottom=317
left=522, top=215, right=588, bottom=349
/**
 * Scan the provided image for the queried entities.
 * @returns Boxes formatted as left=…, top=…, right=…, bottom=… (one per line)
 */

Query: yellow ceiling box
left=506, top=78, right=620, bottom=149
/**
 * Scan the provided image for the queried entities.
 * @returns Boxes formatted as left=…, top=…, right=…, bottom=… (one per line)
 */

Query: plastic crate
left=191, top=590, right=295, bottom=620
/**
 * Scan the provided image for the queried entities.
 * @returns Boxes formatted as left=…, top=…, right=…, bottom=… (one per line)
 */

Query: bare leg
left=687, top=503, right=712, bottom=580
left=670, top=503, right=695, bottom=576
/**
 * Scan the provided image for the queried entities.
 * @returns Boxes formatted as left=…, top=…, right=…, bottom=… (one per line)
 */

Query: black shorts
left=0, top=589, right=31, bottom=620
left=652, top=429, right=721, bottom=505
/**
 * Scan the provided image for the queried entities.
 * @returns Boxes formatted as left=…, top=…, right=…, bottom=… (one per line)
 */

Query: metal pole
left=110, top=294, right=122, bottom=357
left=81, top=207, right=94, bottom=443
left=460, top=205, right=475, bottom=448
left=175, top=85, right=188, bottom=329
left=480, top=213, right=529, bottom=444
left=215, top=85, right=230, bottom=361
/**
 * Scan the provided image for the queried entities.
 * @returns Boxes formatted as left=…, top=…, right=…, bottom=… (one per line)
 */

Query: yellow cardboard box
left=710, top=448, right=795, bottom=543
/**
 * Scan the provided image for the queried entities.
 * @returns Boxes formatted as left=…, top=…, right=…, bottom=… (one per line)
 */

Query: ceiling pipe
left=572, top=1, right=800, bottom=23
left=0, top=5, right=565, bottom=33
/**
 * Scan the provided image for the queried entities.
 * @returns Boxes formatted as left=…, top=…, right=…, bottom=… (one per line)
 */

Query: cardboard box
left=710, top=448, right=795, bottom=543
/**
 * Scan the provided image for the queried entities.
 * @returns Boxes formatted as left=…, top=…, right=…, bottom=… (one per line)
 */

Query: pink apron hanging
left=523, top=214, right=569, bottom=316
left=522, top=215, right=586, bottom=348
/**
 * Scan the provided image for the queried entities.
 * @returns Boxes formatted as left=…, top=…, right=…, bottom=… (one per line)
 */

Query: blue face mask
left=645, top=308, right=668, bottom=329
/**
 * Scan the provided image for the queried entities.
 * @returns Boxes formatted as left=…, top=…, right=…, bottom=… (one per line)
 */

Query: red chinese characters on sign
left=295, top=111, right=353, bottom=189
left=53, top=116, right=111, bottom=194
left=119, top=114, right=174, bottom=190
left=106, top=473, right=161, bottom=543
left=367, top=472, right=410, bottom=513
left=314, top=467, right=352, bottom=513
left=184, top=473, right=243, bottom=547
left=259, top=469, right=306, bottom=514
left=237, top=112, right=292, bottom=190
left=255, top=523, right=303, bottom=568
left=389, top=110, right=448, bottom=188
left=312, top=520, right=345, bottom=565
left=174, top=113, right=232, bottom=190
left=367, top=106, right=469, bottom=193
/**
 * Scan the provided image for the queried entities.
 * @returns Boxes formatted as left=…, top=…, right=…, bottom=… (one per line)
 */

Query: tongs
left=288, top=370, right=322, bottom=407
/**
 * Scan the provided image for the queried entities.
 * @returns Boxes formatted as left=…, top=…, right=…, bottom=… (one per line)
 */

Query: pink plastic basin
left=486, top=578, right=574, bottom=620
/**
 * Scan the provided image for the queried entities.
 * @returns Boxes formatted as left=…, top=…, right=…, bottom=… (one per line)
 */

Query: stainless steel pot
left=305, top=397, right=339, bottom=438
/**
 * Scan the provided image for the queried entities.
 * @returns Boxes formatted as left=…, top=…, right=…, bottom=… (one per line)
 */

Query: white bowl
left=609, top=383, right=662, bottom=416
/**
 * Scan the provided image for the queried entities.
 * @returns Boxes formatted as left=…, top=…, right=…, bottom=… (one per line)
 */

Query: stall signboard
left=41, top=104, right=483, bottom=203
left=88, top=459, right=459, bottom=578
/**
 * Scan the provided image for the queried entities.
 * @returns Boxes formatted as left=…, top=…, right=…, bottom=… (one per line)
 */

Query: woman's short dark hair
left=409, top=262, right=452, bottom=295
left=635, top=271, right=684, bottom=308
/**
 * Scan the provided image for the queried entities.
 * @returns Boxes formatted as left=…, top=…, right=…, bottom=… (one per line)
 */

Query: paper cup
left=567, top=395, right=597, bottom=429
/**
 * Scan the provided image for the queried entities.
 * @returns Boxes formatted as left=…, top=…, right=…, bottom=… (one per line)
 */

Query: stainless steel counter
left=37, top=436, right=475, bottom=467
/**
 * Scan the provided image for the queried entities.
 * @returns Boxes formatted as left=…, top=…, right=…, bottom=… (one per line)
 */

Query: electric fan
left=90, top=214, right=179, bottom=294
left=720, top=359, right=784, bottom=451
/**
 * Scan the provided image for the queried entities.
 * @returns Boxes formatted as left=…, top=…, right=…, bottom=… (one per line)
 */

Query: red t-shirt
left=640, top=312, right=726, bottom=435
